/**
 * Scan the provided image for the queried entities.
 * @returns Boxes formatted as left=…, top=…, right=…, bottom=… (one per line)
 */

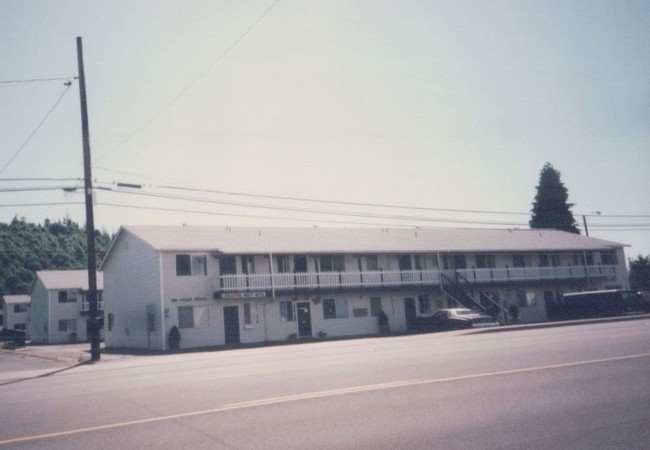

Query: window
left=244, top=303, right=252, bottom=325
left=551, top=254, right=561, bottom=267
left=398, top=255, right=412, bottom=271
left=276, top=256, right=291, bottom=273
left=353, top=308, right=368, bottom=317
left=585, top=252, right=594, bottom=266
left=241, top=256, right=255, bottom=275
left=418, top=294, right=431, bottom=314
left=107, top=313, right=114, bottom=332
left=323, top=298, right=349, bottom=319
left=517, top=290, right=536, bottom=307
left=370, top=297, right=383, bottom=316
left=539, top=254, right=550, bottom=267
left=177, top=255, right=207, bottom=276
left=58, top=291, right=77, bottom=303
left=293, top=255, right=308, bottom=273
left=512, top=255, right=526, bottom=268
left=601, top=251, right=618, bottom=266
left=58, top=319, right=77, bottom=332
left=178, top=305, right=209, bottom=329
left=476, top=254, right=496, bottom=269
left=14, top=323, right=26, bottom=331
left=319, top=255, right=345, bottom=272
left=279, top=301, right=294, bottom=321
left=366, top=255, right=379, bottom=271
left=14, top=304, right=28, bottom=313
left=219, top=256, right=237, bottom=275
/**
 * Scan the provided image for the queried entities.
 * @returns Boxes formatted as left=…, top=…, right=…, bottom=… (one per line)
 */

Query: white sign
left=220, top=292, right=267, bottom=299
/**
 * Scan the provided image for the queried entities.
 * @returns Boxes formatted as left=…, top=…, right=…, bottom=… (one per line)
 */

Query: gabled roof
left=111, top=225, right=625, bottom=255
left=3, top=295, right=30, bottom=305
left=34, top=270, right=104, bottom=291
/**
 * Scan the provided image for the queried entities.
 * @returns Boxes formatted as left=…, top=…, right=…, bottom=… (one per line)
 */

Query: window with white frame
left=319, top=255, right=345, bottom=272
left=58, top=319, right=77, bottom=332
left=366, top=255, right=379, bottom=271
left=58, top=291, right=77, bottom=303
left=517, top=290, right=536, bottom=307
left=279, top=301, right=294, bottom=321
left=600, top=251, right=618, bottom=266
left=323, top=298, right=349, bottom=319
left=512, top=255, right=526, bottom=268
left=276, top=256, right=291, bottom=273
left=176, top=255, right=207, bottom=276
left=13, top=304, right=28, bottom=313
left=476, top=254, right=496, bottom=269
left=14, top=323, right=26, bottom=331
left=178, top=305, right=209, bottom=329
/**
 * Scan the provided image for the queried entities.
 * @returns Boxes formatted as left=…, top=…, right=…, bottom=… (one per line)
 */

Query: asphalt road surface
left=1, top=319, right=649, bottom=449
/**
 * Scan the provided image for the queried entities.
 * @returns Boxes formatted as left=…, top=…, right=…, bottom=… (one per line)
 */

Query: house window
left=293, top=255, right=308, bottom=273
left=219, top=256, right=237, bottom=275
left=178, top=305, right=209, bottom=329
left=551, top=254, right=561, bottom=267
left=241, top=256, right=255, bottom=275
left=418, top=294, right=431, bottom=314
left=14, top=304, right=28, bottom=313
left=370, top=297, right=383, bottom=316
left=539, top=254, right=550, bottom=267
left=279, top=301, right=294, bottom=321
left=244, top=303, right=252, bottom=325
left=476, top=254, right=496, bottom=269
left=319, top=255, right=345, bottom=272
left=276, top=256, right=291, bottom=273
left=58, top=319, right=77, bottom=332
left=58, top=291, right=77, bottom=303
left=323, top=298, right=349, bottom=319
left=398, top=255, right=412, bottom=271
left=517, top=290, right=536, bottom=307
left=14, top=323, right=26, bottom=331
left=601, top=251, right=618, bottom=265
left=107, top=313, right=114, bottom=332
left=585, top=252, right=594, bottom=266
left=366, top=255, right=379, bottom=271
left=512, top=255, right=526, bottom=268
left=353, top=308, right=368, bottom=317
left=177, top=255, right=207, bottom=276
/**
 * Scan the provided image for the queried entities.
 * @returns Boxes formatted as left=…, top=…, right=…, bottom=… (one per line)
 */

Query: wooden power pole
left=76, top=36, right=101, bottom=362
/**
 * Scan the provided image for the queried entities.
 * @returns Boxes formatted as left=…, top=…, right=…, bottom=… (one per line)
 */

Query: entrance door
left=223, top=306, right=240, bottom=344
left=404, top=297, right=417, bottom=331
left=297, top=302, right=312, bottom=338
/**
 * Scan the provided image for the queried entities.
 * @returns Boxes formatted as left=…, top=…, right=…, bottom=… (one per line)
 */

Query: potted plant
left=169, top=326, right=181, bottom=350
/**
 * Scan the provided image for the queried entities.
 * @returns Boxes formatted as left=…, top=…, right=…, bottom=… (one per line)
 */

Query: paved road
left=1, top=319, right=649, bottom=449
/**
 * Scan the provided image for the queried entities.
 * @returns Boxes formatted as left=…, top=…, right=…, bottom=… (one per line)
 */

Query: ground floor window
left=14, top=323, right=26, bottom=331
left=517, top=290, right=537, bottom=307
left=418, top=294, right=431, bottom=315
left=279, top=301, right=294, bottom=321
left=58, top=319, right=77, bottom=332
left=244, top=303, right=252, bottom=325
left=178, top=305, right=209, bottom=329
left=323, top=298, right=349, bottom=319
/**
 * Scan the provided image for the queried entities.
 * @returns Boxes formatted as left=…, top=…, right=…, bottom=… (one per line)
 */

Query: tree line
left=0, top=217, right=113, bottom=296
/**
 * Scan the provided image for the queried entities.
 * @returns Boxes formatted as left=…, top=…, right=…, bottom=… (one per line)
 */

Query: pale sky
left=1, top=1, right=649, bottom=258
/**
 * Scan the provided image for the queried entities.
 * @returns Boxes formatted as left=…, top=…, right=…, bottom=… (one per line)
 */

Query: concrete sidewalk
left=6, top=342, right=133, bottom=364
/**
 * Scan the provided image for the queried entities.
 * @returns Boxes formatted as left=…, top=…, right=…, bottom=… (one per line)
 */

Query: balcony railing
left=213, top=264, right=617, bottom=294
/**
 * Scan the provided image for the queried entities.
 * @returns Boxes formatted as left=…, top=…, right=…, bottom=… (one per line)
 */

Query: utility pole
left=77, top=36, right=101, bottom=362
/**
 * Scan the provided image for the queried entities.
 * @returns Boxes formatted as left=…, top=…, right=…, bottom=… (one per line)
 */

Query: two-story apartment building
left=100, top=226, right=628, bottom=351
left=1, top=295, right=30, bottom=337
left=28, top=270, right=104, bottom=344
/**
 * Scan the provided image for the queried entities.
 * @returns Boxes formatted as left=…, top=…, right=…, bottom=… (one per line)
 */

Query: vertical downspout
left=159, top=252, right=166, bottom=351
left=269, top=252, right=275, bottom=299
left=583, top=250, right=591, bottom=285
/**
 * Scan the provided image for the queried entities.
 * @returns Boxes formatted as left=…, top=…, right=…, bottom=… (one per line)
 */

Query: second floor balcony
left=213, top=264, right=617, bottom=295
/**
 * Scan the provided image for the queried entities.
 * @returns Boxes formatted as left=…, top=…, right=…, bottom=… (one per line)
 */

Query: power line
left=0, top=177, right=82, bottom=182
left=0, top=77, right=75, bottom=84
left=95, top=0, right=282, bottom=163
left=0, top=82, right=74, bottom=176
left=0, top=201, right=84, bottom=208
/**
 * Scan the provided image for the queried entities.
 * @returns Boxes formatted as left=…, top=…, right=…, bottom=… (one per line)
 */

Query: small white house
left=28, top=270, right=104, bottom=344
left=101, top=226, right=629, bottom=351
left=2, top=295, right=30, bottom=337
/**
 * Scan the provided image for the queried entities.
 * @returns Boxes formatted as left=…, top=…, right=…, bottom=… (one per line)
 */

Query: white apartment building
left=29, top=270, right=104, bottom=344
left=2, top=295, right=30, bottom=337
left=100, top=226, right=628, bottom=351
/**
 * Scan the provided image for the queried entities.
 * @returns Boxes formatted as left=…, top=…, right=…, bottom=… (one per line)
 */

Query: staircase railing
left=455, top=272, right=510, bottom=324
left=440, top=273, right=486, bottom=312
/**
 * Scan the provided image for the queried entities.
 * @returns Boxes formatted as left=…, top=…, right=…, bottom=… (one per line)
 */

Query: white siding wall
left=28, top=281, right=49, bottom=343
left=103, top=231, right=162, bottom=350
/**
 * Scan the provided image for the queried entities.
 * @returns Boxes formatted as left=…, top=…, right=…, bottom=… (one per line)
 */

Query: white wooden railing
left=213, top=264, right=616, bottom=294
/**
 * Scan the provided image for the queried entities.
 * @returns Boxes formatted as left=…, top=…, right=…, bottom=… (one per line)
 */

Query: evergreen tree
left=529, top=163, right=580, bottom=234
left=629, top=255, right=650, bottom=291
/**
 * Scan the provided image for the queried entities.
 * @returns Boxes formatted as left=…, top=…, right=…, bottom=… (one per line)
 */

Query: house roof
left=35, top=270, right=104, bottom=291
left=3, top=295, right=30, bottom=305
left=114, top=226, right=625, bottom=255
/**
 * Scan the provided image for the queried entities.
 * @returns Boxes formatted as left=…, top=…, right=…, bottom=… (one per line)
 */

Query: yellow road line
left=2, top=352, right=649, bottom=446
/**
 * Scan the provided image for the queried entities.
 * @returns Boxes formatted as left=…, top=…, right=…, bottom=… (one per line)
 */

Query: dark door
left=404, top=297, right=417, bottom=331
left=294, top=255, right=308, bottom=273
left=297, top=302, right=312, bottom=337
left=223, top=306, right=240, bottom=344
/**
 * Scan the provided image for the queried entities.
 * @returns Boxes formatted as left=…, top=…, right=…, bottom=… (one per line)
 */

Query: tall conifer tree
left=530, top=163, right=580, bottom=234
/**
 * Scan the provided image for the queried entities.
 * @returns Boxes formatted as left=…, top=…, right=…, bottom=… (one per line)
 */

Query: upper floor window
left=539, top=254, right=550, bottom=267
left=14, top=304, right=28, bottom=313
left=319, top=255, right=345, bottom=272
left=443, top=254, right=467, bottom=270
left=551, top=254, right=561, bottom=267
left=601, top=251, right=618, bottom=266
left=476, top=254, right=496, bottom=269
left=398, top=255, right=412, bottom=271
left=58, top=291, right=77, bottom=303
left=512, top=255, right=526, bottom=268
left=276, top=256, right=291, bottom=273
left=366, top=255, right=379, bottom=271
left=241, top=256, right=255, bottom=275
left=176, top=255, right=207, bottom=276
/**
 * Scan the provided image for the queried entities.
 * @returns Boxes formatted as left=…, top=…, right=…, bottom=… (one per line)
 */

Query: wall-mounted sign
left=221, top=292, right=267, bottom=299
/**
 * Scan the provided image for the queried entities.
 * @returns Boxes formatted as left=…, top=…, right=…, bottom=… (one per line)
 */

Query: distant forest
left=0, top=217, right=113, bottom=296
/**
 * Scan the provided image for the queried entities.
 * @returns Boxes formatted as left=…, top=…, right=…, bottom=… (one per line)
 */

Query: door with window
left=297, top=302, right=312, bottom=338
left=223, top=306, right=240, bottom=344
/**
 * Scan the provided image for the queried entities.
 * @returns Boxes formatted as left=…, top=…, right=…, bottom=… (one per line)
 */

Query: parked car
left=412, top=308, right=500, bottom=332
left=0, top=328, right=26, bottom=347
